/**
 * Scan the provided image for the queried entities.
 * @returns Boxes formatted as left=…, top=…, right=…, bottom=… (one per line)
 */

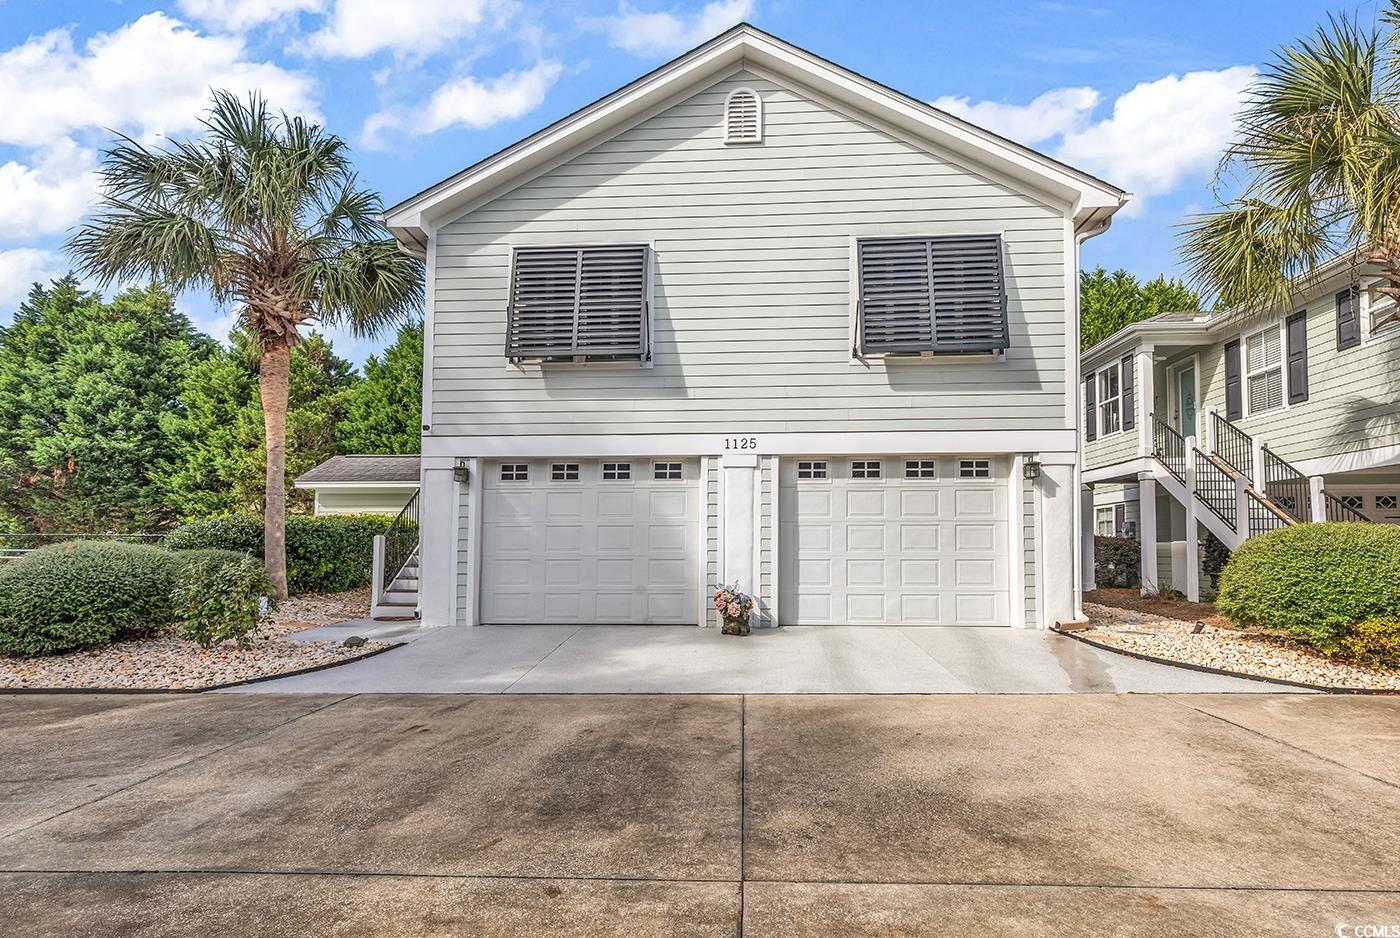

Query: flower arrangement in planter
left=714, top=583, right=755, bottom=636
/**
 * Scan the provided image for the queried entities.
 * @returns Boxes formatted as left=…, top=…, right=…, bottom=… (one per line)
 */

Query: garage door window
left=551, top=463, right=580, bottom=481
left=797, top=460, right=828, bottom=480
left=905, top=459, right=937, bottom=478
left=500, top=463, right=529, bottom=482
left=602, top=462, right=631, bottom=481
left=851, top=460, right=881, bottom=478
left=958, top=459, right=991, bottom=478
left=653, top=461, right=684, bottom=480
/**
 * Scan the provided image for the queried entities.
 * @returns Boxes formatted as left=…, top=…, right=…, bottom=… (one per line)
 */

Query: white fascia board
left=292, top=481, right=421, bottom=491
left=1082, top=458, right=1152, bottom=485
left=420, top=429, right=1079, bottom=463
left=382, top=26, right=1127, bottom=243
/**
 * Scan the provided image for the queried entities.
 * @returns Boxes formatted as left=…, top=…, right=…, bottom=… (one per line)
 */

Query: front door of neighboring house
left=1174, top=364, right=1197, bottom=437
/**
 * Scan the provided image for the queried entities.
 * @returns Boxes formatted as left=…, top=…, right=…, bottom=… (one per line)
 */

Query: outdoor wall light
left=453, top=459, right=470, bottom=484
left=1022, top=455, right=1042, bottom=480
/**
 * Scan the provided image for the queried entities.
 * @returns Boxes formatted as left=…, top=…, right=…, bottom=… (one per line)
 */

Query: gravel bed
left=0, top=588, right=384, bottom=691
left=1082, top=602, right=1399, bottom=691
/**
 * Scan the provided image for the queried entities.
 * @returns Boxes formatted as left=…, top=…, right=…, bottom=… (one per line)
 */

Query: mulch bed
left=0, top=588, right=387, bottom=692
left=1080, top=600, right=1398, bottom=692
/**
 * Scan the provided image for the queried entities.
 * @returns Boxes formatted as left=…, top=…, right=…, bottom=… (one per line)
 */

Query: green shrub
left=0, top=541, right=180, bottom=656
left=1217, top=522, right=1400, bottom=644
left=1094, top=535, right=1140, bottom=589
left=1328, top=618, right=1400, bottom=669
left=172, top=552, right=274, bottom=648
left=165, top=514, right=393, bottom=594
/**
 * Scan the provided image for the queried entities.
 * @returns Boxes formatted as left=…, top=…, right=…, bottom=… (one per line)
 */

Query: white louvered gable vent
left=506, top=244, right=650, bottom=362
left=724, top=88, right=762, bottom=143
left=856, top=234, right=1009, bottom=355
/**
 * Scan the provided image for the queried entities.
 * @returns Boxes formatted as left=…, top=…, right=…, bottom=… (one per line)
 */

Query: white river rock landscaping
left=1082, top=602, right=1399, bottom=692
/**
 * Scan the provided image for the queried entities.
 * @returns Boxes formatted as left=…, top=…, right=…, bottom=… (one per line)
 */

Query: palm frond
left=303, top=239, right=424, bottom=337
left=1178, top=199, right=1332, bottom=309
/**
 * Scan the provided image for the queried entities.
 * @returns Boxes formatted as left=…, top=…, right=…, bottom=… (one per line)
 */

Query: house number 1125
left=724, top=437, right=758, bottom=450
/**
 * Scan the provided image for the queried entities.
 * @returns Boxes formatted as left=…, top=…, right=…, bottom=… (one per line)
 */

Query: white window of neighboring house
left=1096, top=362, right=1122, bottom=435
left=500, top=463, right=529, bottom=482
left=1095, top=507, right=1115, bottom=536
left=551, top=463, right=580, bottom=481
left=1364, top=283, right=1400, bottom=340
left=602, top=462, right=631, bottom=481
left=958, top=459, right=991, bottom=479
left=851, top=460, right=881, bottom=479
left=1244, top=323, right=1285, bottom=415
left=797, top=460, right=828, bottom=480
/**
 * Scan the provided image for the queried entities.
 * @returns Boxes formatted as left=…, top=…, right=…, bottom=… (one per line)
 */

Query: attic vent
left=724, top=88, right=762, bottom=143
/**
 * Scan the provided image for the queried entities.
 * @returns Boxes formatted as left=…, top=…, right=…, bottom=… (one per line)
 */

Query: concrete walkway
left=224, top=620, right=1288, bottom=694
left=2, top=692, right=1396, bottom=935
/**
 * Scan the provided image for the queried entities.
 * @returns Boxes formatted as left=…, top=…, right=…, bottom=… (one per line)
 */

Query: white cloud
left=937, top=66, right=1256, bottom=216
left=932, top=87, right=1099, bottom=146
left=363, top=60, right=562, bottom=145
left=303, top=0, right=505, bottom=58
left=176, top=0, right=323, bottom=32
left=1057, top=66, right=1256, bottom=213
left=0, top=139, right=99, bottom=242
left=0, top=12, right=319, bottom=150
left=0, top=248, right=66, bottom=312
left=601, top=0, right=753, bottom=57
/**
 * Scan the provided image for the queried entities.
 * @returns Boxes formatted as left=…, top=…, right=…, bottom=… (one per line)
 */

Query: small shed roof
left=294, top=455, right=420, bottom=486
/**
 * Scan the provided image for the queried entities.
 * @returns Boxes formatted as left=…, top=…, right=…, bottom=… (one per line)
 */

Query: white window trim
left=1360, top=279, right=1400, bottom=346
left=1093, top=360, right=1125, bottom=439
left=723, top=87, right=763, bottom=144
left=1240, top=318, right=1287, bottom=420
left=1095, top=506, right=1115, bottom=536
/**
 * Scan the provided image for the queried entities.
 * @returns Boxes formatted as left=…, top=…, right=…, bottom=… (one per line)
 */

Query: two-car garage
left=476, top=456, right=1013, bottom=627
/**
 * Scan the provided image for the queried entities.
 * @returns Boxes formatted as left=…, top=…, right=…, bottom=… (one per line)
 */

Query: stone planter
left=722, top=616, right=750, bottom=636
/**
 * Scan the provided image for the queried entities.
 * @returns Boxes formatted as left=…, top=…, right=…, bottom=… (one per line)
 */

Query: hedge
left=172, top=552, right=274, bottom=648
left=0, top=541, right=181, bottom=656
left=1216, top=522, right=1400, bottom=645
left=1094, top=535, right=1140, bottom=589
left=164, top=514, right=394, bottom=594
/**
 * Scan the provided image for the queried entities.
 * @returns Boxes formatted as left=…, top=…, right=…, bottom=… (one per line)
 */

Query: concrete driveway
left=2, top=692, right=1398, bottom=935
left=224, top=621, right=1281, bottom=694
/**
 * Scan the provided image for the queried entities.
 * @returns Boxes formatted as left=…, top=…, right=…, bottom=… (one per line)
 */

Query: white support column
left=719, top=453, right=759, bottom=596
left=417, top=465, right=457, bottom=627
left=1038, top=462, right=1079, bottom=626
left=1138, top=475, right=1158, bottom=595
left=1234, top=474, right=1250, bottom=546
left=1183, top=435, right=1201, bottom=602
left=1310, top=476, right=1327, bottom=522
left=1079, top=482, right=1096, bottom=595
left=1252, top=439, right=1267, bottom=492
left=1204, top=407, right=1217, bottom=455
left=1136, top=346, right=1155, bottom=457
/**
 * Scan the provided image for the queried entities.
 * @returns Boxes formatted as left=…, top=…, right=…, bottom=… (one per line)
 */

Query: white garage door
left=779, top=456, right=1010, bottom=626
left=481, top=459, right=699, bottom=624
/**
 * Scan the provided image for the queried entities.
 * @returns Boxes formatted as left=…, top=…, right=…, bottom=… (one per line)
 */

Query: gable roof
left=294, top=455, right=421, bottom=486
left=382, top=23, right=1128, bottom=254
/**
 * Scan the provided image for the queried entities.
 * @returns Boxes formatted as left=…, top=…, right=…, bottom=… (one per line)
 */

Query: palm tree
left=69, top=91, right=422, bottom=598
left=1181, top=3, right=1400, bottom=311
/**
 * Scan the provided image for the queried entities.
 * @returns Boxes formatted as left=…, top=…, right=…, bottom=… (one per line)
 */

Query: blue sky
left=0, top=0, right=1373, bottom=364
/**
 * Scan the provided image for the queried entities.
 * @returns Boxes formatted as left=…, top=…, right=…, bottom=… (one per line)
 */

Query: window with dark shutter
left=1084, top=374, right=1097, bottom=442
left=1120, top=353, right=1136, bottom=431
left=856, top=235, right=1008, bottom=355
left=505, top=245, right=649, bottom=362
left=1286, top=311, right=1308, bottom=403
left=1223, top=338, right=1243, bottom=421
left=1336, top=288, right=1360, bottom=350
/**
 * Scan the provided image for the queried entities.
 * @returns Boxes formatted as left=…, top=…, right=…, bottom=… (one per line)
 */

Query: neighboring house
left=1082, top=254, right=1400, bottom=600
left=294, top=455, right=419, bottom=516
left=379, top=24, right=1128, bottom=628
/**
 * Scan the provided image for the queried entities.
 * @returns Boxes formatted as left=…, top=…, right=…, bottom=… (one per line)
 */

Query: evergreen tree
left=0, top=277, right=213, bottom=532
left=336, top=321, right=422, bottom=454
left=1080, top=267, right=1200, bottom=350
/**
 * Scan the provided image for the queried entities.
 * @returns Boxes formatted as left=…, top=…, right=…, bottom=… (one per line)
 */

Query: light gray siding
left=455, top=482, right=471, bottom=626
left=313, top=487, right=417, bottom=516
left=706, top=457, right=719, bottom=627
left=758, top=457, right=774, bottom=626
left=429, top=70, right=1069, bottom=437
left=1023, top=473, right=1036, bottom=626
left=1083, top=353, right=1139, bottom=470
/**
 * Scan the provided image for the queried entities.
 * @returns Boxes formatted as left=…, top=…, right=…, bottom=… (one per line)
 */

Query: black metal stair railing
left=1210, top=410, right=1253, bottom=477
left=381, top=490, right=420, bottom=593
left=1193, top=450, right=1237, bottom=530
left=1151, top=413, right=1186, bottom=483
left=1324, top=491, right=1372, bottom=523
left=1262, top=447, right=1311, bottom=524
left=1247, top=490, right=1293, bottom=537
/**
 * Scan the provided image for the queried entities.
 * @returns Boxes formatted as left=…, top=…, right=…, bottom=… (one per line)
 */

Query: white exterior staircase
left=371, top=491, right=421, bottom=620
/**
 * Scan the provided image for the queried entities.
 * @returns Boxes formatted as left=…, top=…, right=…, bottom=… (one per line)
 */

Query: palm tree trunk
left=260, top=341, right=291, bottom=600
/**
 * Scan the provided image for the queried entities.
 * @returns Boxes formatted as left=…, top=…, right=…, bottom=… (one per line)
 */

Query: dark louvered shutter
left=857, top=239, right=932, bottom=353
left=1084, top=374, right=1097, bottom=442
left=506, top=245, right=648, bottom=360
left=1223, top=338, right=1243, bottom=421
left=1286, top=310, right=1308, bottom=403
left=857, top=235, right=1007, bottom=354
left=1114, top=503, right=1126, bottom=535
left=1336, top=288, right=1360, bottom=350
left=1120, top=353, right=1135, bottom=431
